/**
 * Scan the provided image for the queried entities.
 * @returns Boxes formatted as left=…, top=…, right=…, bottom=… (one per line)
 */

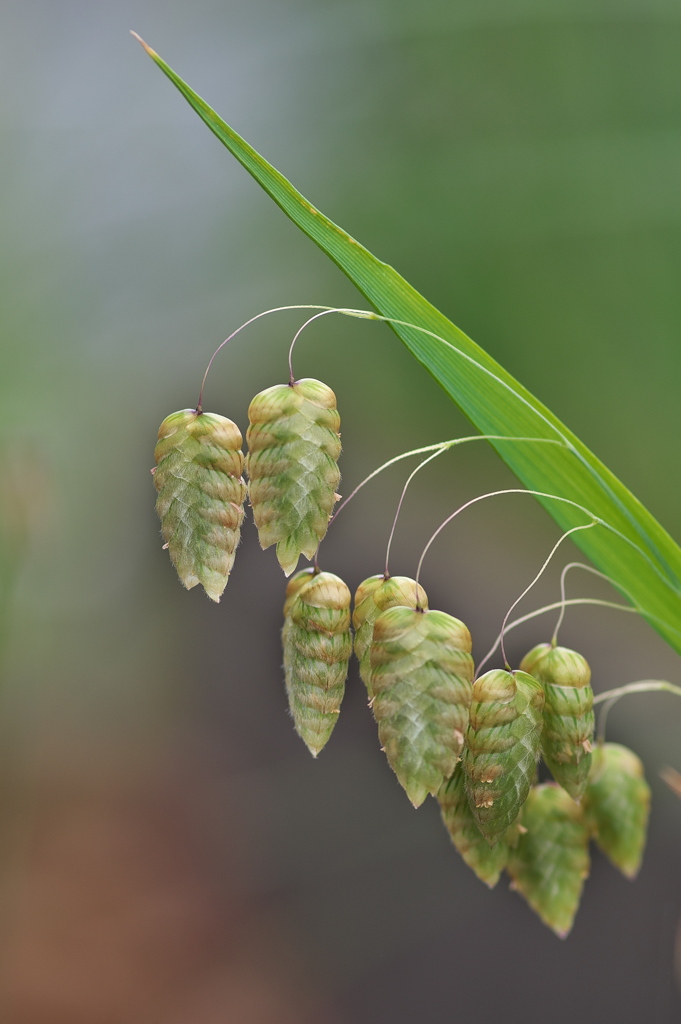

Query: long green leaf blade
left=134, top=36, right=681, bottom=654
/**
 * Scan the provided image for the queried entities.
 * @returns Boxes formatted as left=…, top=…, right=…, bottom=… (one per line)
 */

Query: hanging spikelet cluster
left=520, top=643, right=595, bottom=800
left=281, top=568, right=352, bottom=756
left=370, top=606, right=474, bottom=807
left=584, top=743, right=651, bottom=879
left=353, top=575, right=428, bottom=697
left=246, top=379, right=341, bottom=575
left=507, top=783, right=591, bottom=937
left=463, top=669, right=544, bottom=845
left=151, top=327, right=659, bottom=940
left=438, top=764, right=509, bottom=888
left=153, top=409, right=246, bottom=601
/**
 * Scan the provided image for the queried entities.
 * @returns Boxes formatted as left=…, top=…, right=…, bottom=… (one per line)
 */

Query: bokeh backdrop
left=1, top=0, right=681, bottom=1021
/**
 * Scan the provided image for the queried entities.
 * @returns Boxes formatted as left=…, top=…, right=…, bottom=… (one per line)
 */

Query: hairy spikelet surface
left=463, top=670, right=544, bottom=846
left=282, top=569, right=352, bottom=756
left=520, top=644, right=594, bottom=800
left=370, top=607, right=474, bottom=808
left=583, top=743, right=650, bottom=879
left=507, top=783, right=590, bottom=938
left=438, top=763, right=508, bottom=888
left=154, top=409, right=246, bottom=601
left=353, top=576, right=428, bottom=698
left=246, top=379, right=341, bottom=575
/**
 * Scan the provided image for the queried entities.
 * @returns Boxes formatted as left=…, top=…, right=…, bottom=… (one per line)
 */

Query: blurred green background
left=1, top=0, right=681, bottom=1020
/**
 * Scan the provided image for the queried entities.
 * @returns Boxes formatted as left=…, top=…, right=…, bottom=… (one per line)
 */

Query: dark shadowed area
left=0, top=0, right=680, bottom=1020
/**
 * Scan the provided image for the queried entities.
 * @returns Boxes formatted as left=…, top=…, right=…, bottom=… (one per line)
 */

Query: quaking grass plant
left=136, top=35, right=681, bottom=936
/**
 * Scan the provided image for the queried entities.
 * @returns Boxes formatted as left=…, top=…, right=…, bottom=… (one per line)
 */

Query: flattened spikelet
left=154, top=409, right=246, bottom=601
left=438, top=763, right=508, bottom=888
left=520, top=643, right=595, bottom=800
left=353, top=575, right=428, bottom=698
left=584, top=743, right=651, bottom=879
left=507, top=783, right=590, bottom=938
left=370, top=606, right=474, bottom=808
left=463, top=669, right=544, bottom=846
left=246, top=379, right=341, bottom=575
left=282, top=569, right=352, bottom=756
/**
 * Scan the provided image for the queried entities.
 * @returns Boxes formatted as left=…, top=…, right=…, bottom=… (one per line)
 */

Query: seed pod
left=153, top=409, right=246, bottom=602
left=519, top=643, right=594, bottom=801
left=583, top=743, right=651, bottom=879
left=370, top=606, right=474, bottom=808
left=463, top=669, right=544, bottom=846
left=507, top=783, right=590, bottom=938
left=438, top=763, right=508, bottom=888
left=353, top=575, right=428, bottom=698
left=246, top=379, right=341, bottom=575
left=282, top=569, right=352, bottom=757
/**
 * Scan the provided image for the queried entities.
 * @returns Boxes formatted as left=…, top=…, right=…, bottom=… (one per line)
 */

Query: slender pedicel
left=476, top=597, right=636, bottom=676
left=594, top=679, right=681, bottom=743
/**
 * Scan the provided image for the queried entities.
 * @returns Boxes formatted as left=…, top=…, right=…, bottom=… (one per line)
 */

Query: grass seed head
left=507, top=783, right=590, bottom=938
left=246, top=378, right=341, bottom=575
left=583, top=742, right=651, bottom=879
left=438, top=763, right=508, bottom=888
left=520, top=643, right=594, bottom=801
left=282, top=569, right=352, bottom=756
left=353, top=575, right=428, bottom=697
left=153, top=409, right=246, bottom=602
left=370, top=606, right=473, bottom=807
left=463, top=669, right=545, bottom=846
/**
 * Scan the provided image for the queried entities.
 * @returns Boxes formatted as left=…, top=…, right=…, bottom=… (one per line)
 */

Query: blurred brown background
left=1, top=0, right=681, bottom=1020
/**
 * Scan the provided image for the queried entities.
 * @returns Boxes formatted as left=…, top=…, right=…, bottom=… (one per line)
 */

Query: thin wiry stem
left=475, top=597, right=636, bottom=676
left=414, top=488, right=603, bottom=590
left=287, top=309, right=339, bottom=384
left=497, top=523, right=598, bottom=670
left=196, top=304, right=374, bottom=409
left=384, top=447, right=447, bottom=578
left=594, top=680, right=681, bottom=743
left=551, top=561, right=621, bottom=645
left=330, top=437, right=565, bottom=525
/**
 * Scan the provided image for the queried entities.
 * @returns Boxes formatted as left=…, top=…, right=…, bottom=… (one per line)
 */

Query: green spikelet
left=520, top=643, right=595, bottom=801
left=507, top=783, right=590, bottom=938
left=463, top=669, right=544, bottom=846
left=370, top=606, right=474, bottom=808
left=353, top=575, right=428, bottom=698
left=153, top=409, right=247, bottom=602
left=438, top=763, right=508, bottom=888
left=246, top=379, right=341, bottom=575
left=584, top=743, right=651, bottom=879
left=282, top=569, right=352, bottom=756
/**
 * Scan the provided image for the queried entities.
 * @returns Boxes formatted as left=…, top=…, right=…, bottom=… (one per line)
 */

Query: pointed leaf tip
left=130, top=31, right=158, bottom=59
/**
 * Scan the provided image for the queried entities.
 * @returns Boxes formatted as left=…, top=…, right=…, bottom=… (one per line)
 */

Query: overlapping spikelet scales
left=463, top=669, right=544, bottom=846
left=154, top=409, right=246, bottom=602
left=520, top=643, right=594, bottom=800
left=507, top=783, right=590, bottom=937
left=353, top=575, right=428, bottom=698
left=370, top=607, right=474, bottom=808
left=583, top=743, right=651, bottom=879
left=282, top=569, right=352, bottom=756
left=438, top=763, right=508, bottom=888
left=246, top=379, right=341, bottom=575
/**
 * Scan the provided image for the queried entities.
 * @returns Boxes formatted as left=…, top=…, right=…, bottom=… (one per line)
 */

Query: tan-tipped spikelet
left=246, top=379, right=341, bottom=575
left=507, top=783, right=590, bottom=938
left=353, top=575, right=428, bottom=698
left=370, top=606, right=474, bottom=808
left=438, top=763, right=508, bottom=888
left=153, top=409, right=246, bottom=601
left=282, top=569, right=352, bottom=756
left=583, top=743, right=651, bottom=879
left=520, top=643, right=595, bottom=801
left=463, top=670, right=544, bottom=846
